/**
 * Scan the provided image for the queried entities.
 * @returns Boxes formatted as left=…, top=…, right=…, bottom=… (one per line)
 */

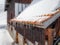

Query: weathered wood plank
left=15, top=0, right=32, bottom=4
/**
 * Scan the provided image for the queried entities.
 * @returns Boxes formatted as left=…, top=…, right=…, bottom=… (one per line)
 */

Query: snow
left=0, top=0, right=15, bottom=44
left=30, top=0, right=41, bottom=5
left=41, top=13, right=60, bottom=28
left=0, top=0, right=6, bottom=13
left=0, top=11, right=14, bottom=45
left=0, top=29, right=14, bottom=45
left=0, top=11, right=7, bottom=26
left=16, top=0, right=60, bottom=22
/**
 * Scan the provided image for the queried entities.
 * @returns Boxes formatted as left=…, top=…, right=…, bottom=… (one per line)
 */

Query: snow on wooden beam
left=10, top=8, right=60, bottom=28
left=9, top=0, right=60, bottom=28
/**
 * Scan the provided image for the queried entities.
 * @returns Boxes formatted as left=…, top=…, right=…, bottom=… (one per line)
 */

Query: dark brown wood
left=15, top=0, right=32, bottom=4
left=57, top=17, right=60, bottom=37
left=11, top=22, right=45, bottom=45
left=7, top=0, right=15, bottom=24
left=10, top=17, right=60, bottom=45
left=37, top=28, right=45, bottom=45
left=47, top=28, right=54, bottom=45
left=16, top=32, right=19, bottom=43
left=55, top=17, right=60, bottom=37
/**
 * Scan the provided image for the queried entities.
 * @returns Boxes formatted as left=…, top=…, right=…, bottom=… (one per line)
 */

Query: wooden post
left=23, top=29, right=27, bottom=45
left=25, top=26, right=35, bottom=45
left=57, top=17, right=60, bottom=37
left=55, top=17, right=60, bottom=37
left=37, top=28, right=45, bottom=45
left=47, top=28, right=54, bottom=45
left=16, top=32, right=18, bottom=43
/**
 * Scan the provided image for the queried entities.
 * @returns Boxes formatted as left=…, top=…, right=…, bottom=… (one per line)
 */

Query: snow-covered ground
left=0, top=0, right=14, bottom=44
left=0, top=29, right=14, bottom=45
left=0, top=11, right=7, bottom=26
left=0, top=11, right=14, bottom=45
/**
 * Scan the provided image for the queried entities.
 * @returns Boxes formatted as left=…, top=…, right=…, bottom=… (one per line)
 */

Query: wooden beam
left=15, top=0, right=32, bottom=4
left=46, top=28, right=54, bottom=45
left=55, top=17, right=60, bottom=37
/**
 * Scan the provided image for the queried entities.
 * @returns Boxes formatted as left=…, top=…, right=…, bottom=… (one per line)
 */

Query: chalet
left=5, top=0, right=60, bottom=45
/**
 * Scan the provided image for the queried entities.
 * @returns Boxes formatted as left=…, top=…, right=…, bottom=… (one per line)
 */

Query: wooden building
left=5, top=0, right=60, bottom=45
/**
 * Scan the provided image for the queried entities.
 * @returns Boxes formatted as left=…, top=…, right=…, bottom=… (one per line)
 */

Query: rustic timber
left=16, top=32, right=18, bottom=43
left=6, top=0, right=15, bottom=23
left=46, top=28, right=54, bottom=45
left=9, top=11, right=60, bottom=45
left=55, top=17, right=60, bottom=37
left=15, top=0, right=32, bottom=4
left=12, top=23, right=45, bottom=45
left=10, top=16, right=60, bottom=45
